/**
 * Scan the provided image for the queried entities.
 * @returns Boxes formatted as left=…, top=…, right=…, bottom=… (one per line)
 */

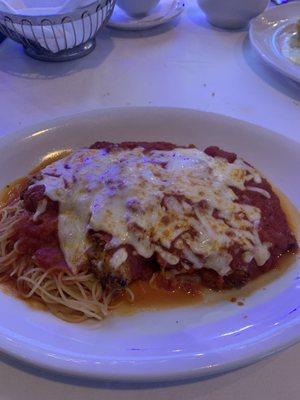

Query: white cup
left=197, top=0, right=269, bottom=29
left=117, top=0, right=160, bottom=17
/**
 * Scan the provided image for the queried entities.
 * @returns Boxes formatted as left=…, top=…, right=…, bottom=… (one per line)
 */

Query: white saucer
left=249, top=3, right=300, bottom=84
left=107, top=0, right=185, bottom=31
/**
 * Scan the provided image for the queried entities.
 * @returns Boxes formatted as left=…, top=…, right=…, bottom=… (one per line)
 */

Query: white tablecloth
left=0, top=1, right=299, bottom=398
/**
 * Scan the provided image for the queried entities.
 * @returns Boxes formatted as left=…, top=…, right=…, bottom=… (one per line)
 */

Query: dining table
left=0, top=0, right=299, bottom=399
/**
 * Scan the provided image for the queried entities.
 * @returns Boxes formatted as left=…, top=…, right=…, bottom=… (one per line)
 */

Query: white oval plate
left=0, top=107, right=299, bottom=382
left=107, top=0, right=184, bottom=31
left=249, top=3, right=300, bottom=84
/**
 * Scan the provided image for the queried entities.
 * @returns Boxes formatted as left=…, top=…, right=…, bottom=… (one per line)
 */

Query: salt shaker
left=197, top=0, right=269, bottom=29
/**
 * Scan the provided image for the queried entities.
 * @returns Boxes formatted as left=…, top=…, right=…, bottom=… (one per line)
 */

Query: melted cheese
left=32, top=199, right=47, bottom=222
left=110, top=248, right=128, bottom=270
left=30, top=147, right=271, bottom=276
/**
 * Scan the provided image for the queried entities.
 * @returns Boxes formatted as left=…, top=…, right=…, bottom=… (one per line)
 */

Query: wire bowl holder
left=0, top=0, right=116, bottom=61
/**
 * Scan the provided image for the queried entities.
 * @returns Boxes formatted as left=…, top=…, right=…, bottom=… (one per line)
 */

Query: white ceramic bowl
left=197, top=0, right=269, bottom=29
left=116, top=0, right=160, bottom=17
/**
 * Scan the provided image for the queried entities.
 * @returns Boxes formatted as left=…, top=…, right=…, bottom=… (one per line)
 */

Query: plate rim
left=0, top=106, right=300, bottom=383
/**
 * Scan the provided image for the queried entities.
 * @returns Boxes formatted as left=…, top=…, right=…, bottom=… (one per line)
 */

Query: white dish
left=249, top=3, right=300, bottom=84
left=107, top=0, right=184, bottom=31
left=0, top=107, right=299, bottom=382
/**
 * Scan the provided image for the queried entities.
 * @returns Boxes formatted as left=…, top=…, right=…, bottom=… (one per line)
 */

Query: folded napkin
left=0, top=0, right=94, bottom=15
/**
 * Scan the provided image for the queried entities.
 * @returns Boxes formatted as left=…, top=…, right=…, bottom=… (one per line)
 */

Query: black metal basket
left=0, top=0, right=116, bottom=61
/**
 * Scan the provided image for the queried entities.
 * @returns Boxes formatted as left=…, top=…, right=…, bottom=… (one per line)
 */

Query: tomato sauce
left=1, top=143, right=299, bottom=310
